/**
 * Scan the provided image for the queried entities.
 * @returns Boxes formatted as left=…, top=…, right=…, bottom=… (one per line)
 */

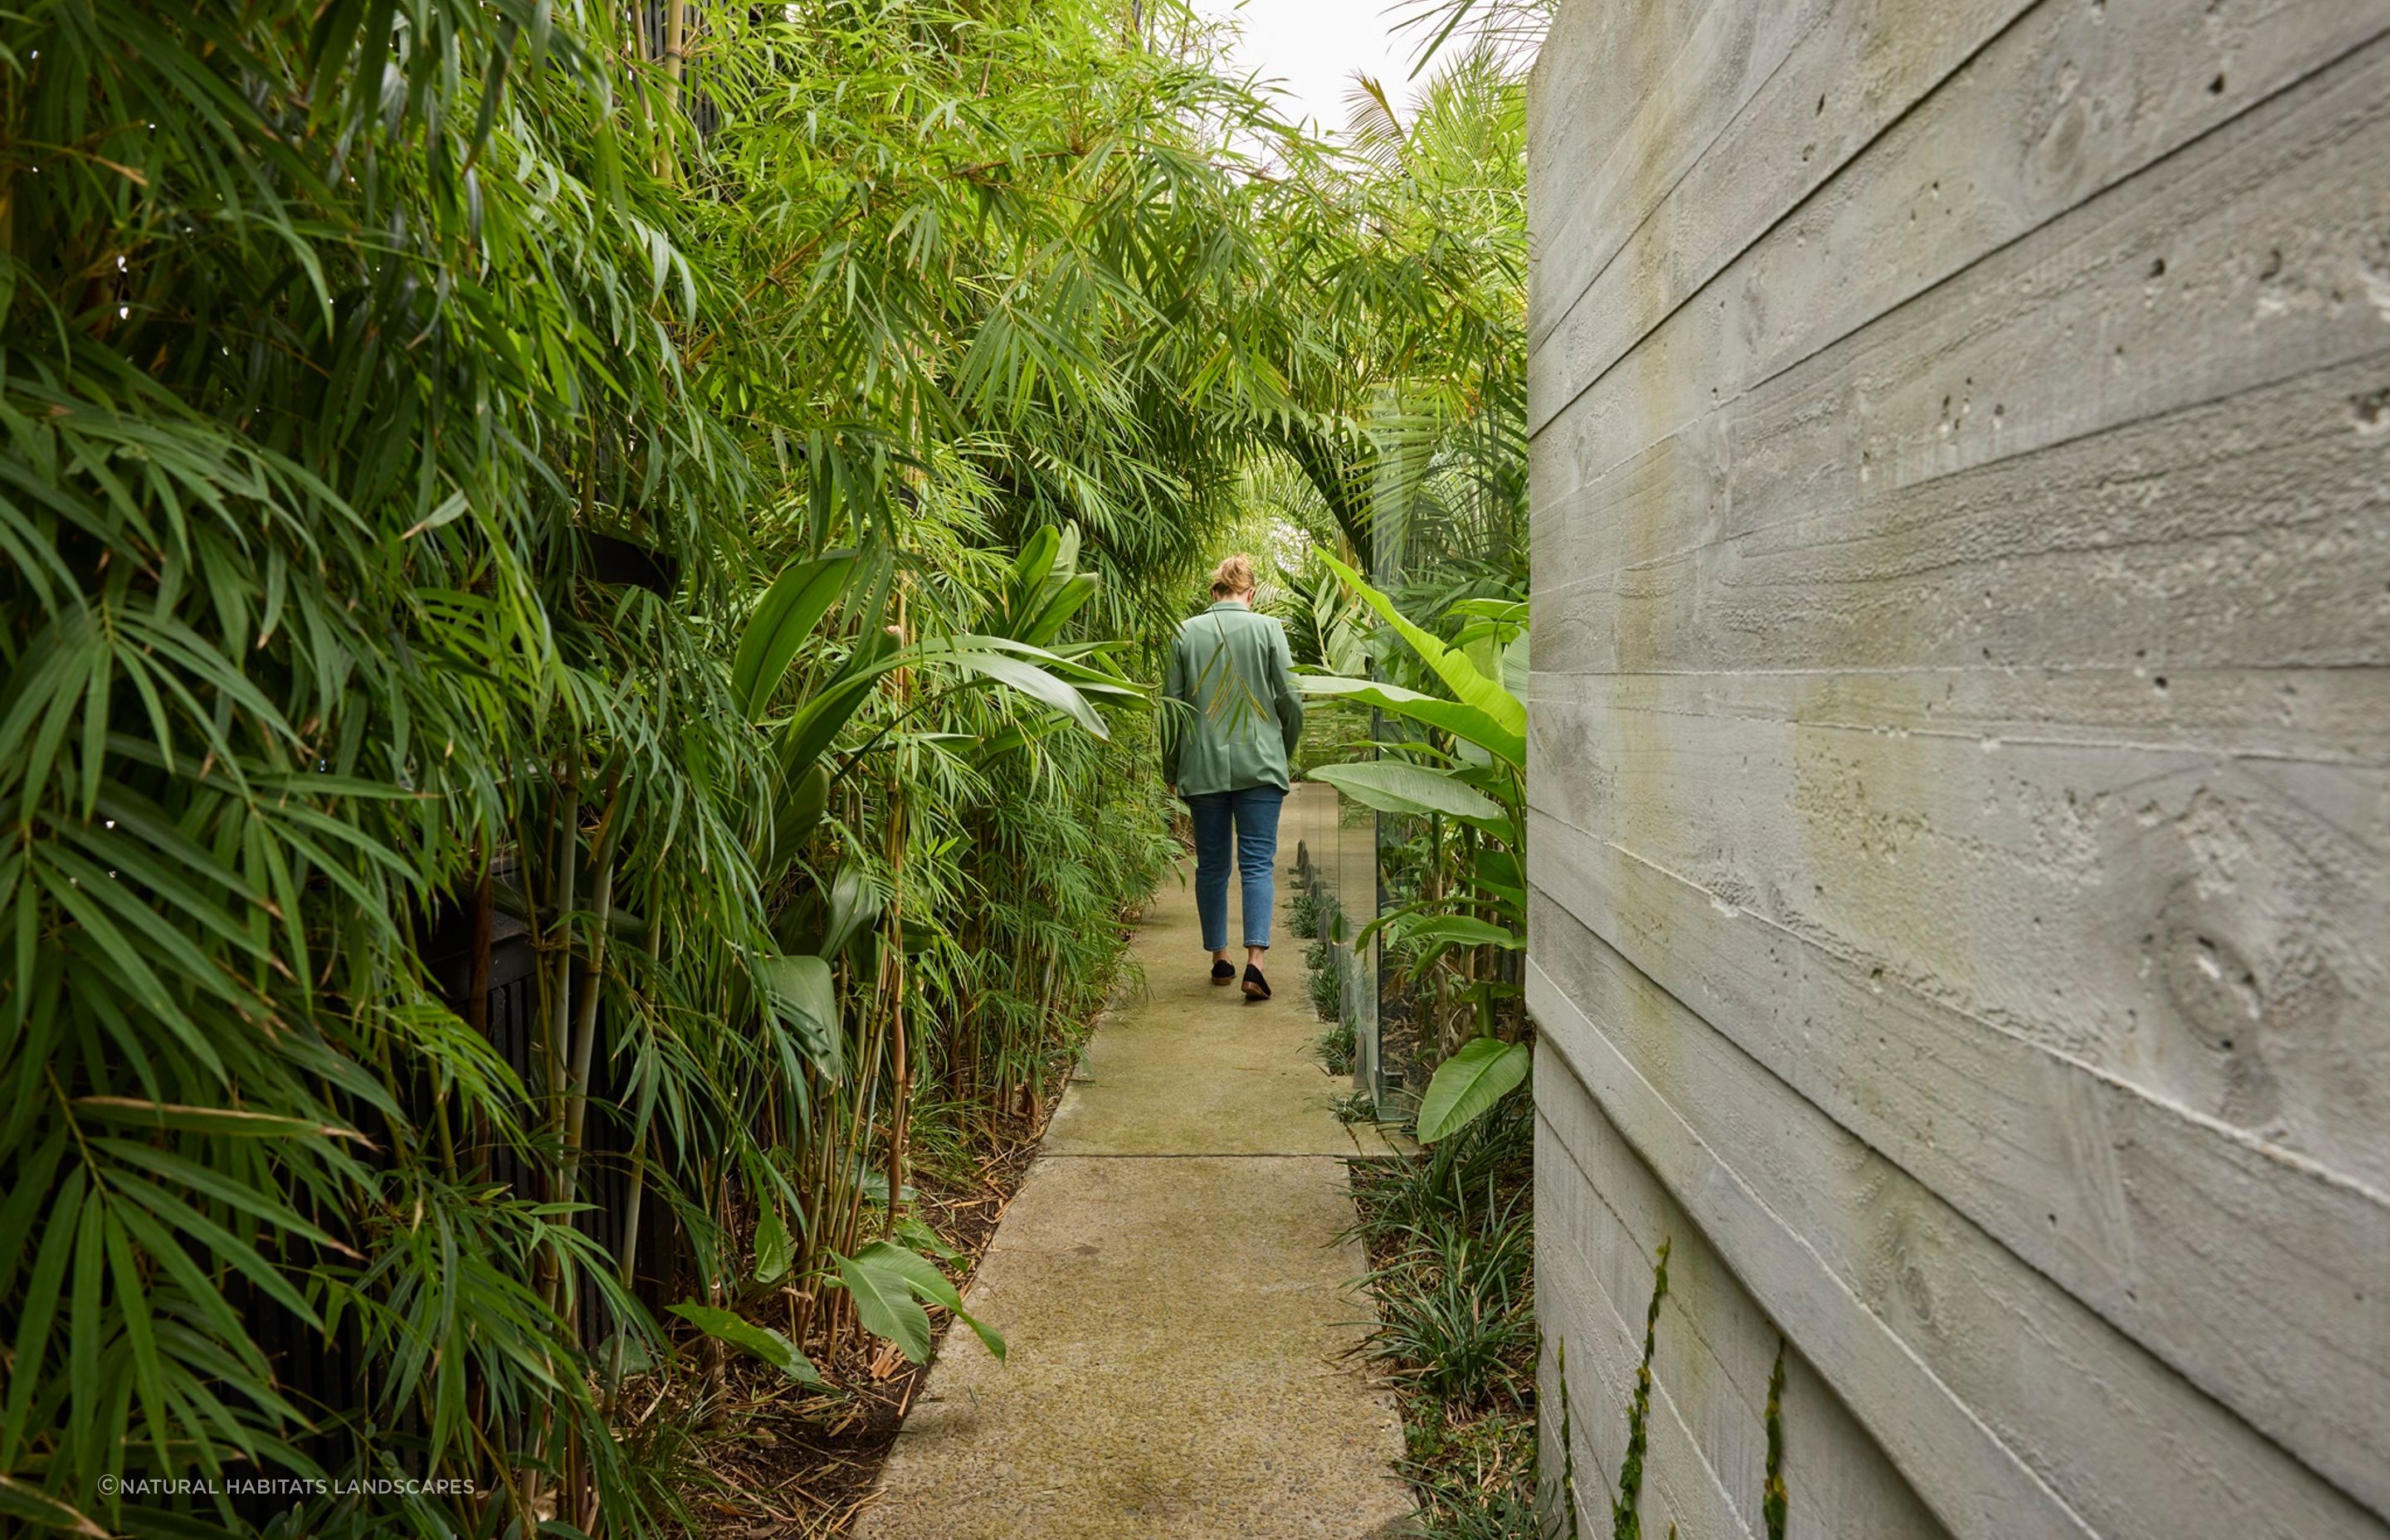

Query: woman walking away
left=1163, top=555, right=1305, bottom=1000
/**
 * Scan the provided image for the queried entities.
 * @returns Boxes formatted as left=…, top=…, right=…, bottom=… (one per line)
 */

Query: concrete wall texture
left=1522, top=2, right=2390, bottom=1536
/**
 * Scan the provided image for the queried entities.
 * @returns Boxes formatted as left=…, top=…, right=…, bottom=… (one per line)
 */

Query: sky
left=1191, top=0, right=1429, bottom=143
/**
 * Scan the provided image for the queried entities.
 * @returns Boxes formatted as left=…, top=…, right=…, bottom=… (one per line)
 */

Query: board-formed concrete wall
left=1524, top=2, right=2390, bottom=1536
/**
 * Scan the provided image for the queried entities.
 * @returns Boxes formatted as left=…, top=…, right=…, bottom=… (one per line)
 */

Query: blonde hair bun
left=1209, top=553, right=1257, bottom=598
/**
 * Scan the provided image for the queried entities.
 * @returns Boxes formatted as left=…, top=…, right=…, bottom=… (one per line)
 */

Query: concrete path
left=859, top=783, right=1412, bottom=1540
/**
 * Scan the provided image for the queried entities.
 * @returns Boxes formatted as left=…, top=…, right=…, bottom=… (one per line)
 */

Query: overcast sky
left=1192, top=0, right=1430, bottom=142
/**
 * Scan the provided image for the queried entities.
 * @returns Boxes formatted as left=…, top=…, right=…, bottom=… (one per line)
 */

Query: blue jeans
left=1187, top=786, right=1286, bottom=953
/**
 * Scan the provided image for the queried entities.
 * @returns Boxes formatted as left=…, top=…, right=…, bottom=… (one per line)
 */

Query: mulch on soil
left=652, top=947, right=1127, bottom=1540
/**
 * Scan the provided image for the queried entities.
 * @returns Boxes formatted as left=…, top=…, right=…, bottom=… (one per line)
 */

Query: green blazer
left=1161, top=602, right=1305, bottom=797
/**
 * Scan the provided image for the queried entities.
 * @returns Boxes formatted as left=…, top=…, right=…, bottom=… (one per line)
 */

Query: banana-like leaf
left=788, top=758, right=832, bottom=830
left=924, top=645, right=1105, bottom=738
left=758, top=954, right=840, bottom=1078
left=731, top=551, right=858, bottom=720
left=1307, top=761, right=1507, bottom=833
left=1316, top=549, right=1525, bottom=738
left=754, top=1207, right=793, bottom=1285
left=777, top=630, right=897, bottom=781
left=1007, top=525, right=1061, bottom=614
left=1353, top=889, right=1519, bottom=953
left=1395, top=914, right=1523, bottom=950
left=818, top=863, right=881, bottom=961
left=975, top=718, right=1063, bottom=762
left=1019, top=571, right=1099, bottom=646
left=1297, top=673, right=1524, bottom=766
left=757, top=760, right=831, bottom=882
left=1414, top=1037, right=1530, bottom=1143
left=836, top=1247, right=934, bottom=1362
left=666, top=1303, right=822, bottom=1385
left=849, top=1239, right=1007, bottom=1361
left=783, top=629, right=1114, bottom=777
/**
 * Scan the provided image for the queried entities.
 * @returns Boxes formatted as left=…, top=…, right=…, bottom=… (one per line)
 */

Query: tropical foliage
left=1301, top=557, right=1529, bottom=1143
left=0, top=1, right=1412, bottom=1535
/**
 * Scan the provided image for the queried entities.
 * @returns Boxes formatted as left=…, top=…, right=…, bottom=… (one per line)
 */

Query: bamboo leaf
left=72, top=1098, right=367, bottom=1142
left=0, top=1477, right=109, bottom=1538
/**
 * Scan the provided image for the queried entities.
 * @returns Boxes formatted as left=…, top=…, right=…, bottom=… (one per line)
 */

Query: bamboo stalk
left=558, top=768, right=626, bottom=1217
left=882, top=587, right=911, bottom=1238
left=662, top=0, right=689, bottom=113
left=545, top=765, right=583, bottom=1151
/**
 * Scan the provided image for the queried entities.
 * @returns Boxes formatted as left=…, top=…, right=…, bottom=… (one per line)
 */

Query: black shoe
left=1211, top=958, right=1236, bottom=986
left=1241, top=963, right=1271, bottom=1001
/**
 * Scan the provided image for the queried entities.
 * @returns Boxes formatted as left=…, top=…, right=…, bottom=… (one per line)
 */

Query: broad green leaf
left=754, top=1207, right=793, bottom=1285
left=758, top=955, right=840, bottom=1079
left=666, top=1304, right=822, bottom=1385
left=1018, top=571, right=1098, bottom=646
left=1395, top=914, right=1522, bottom=950
left=1317, top=550, right=1525, bottom=738
left=1502, top=632, right=1529, bottom=698
left=1307, top=761, right=1506, bottom=831
left=925, top=645, right=1105, bottom=738
left=1414, top=1038, right=1530, bottom=1143
left=1297, top=674, right=1524, bottom=766
left=786, top=758, right=832, bottom=831
left=1050, top=523, right=1081, bottom=587
left=732, top=551, right=859, bottom=720
left=836, top=1248, right=934, bottom=1363
left=778, top=627, right=900, bottom=777
left=1447, top=598, right=1529, bottom=625
left=1007, top=525, right=1061, bottom=611
left=851, top=1239, right=1006, bottom=1362
left=817, top=864, right=881, bottom=961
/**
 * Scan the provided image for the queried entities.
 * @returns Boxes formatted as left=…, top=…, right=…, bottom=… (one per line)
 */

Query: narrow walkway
left=859, top=784, right=1412, bottom=1539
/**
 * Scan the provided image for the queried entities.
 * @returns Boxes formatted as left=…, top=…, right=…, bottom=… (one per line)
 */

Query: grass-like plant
left=1314, top=1020, right=1359, bottom=1077
left=1347, top=1094, right=1540, bottom=1536
left=1362, top=1198, right=1535, bottom=1408
left=1306, top=936, right=1347, bottom=1025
